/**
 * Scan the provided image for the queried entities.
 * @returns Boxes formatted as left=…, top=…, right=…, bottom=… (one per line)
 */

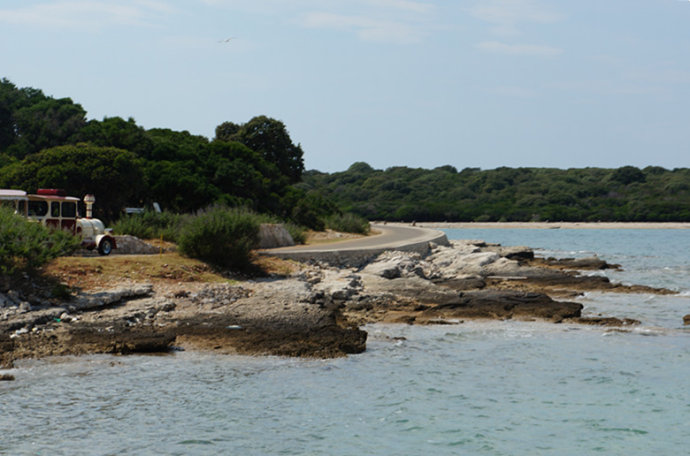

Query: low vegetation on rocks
left=0, top=207, right=79, bottom=278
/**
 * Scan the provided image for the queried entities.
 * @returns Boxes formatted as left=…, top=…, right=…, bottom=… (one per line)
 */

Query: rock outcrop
left=113, top=235, right=163, bottom=255
left=258, top=224, right=295, bottom=249
left=530, top=256, right=621, bottom=271
left=1, top=235, right=670, bottom=368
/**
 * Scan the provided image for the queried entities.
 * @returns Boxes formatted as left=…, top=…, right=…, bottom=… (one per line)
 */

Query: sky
left=1, top=0, right=689, bottom=173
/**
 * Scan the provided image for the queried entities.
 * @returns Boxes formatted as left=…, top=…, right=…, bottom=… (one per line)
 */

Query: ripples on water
left=2, top=229, right=689, bottom=455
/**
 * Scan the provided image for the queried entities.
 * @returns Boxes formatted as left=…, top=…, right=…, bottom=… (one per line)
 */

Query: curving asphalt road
left=261, top=224, right=449, bottom=263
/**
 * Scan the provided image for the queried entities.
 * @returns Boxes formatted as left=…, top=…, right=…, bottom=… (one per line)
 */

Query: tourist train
left=0, top=188, right=116, bottom=255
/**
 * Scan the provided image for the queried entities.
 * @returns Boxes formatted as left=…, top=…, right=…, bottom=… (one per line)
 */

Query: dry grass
left=38, top=228, right=367, bottom=292
left=43, top=253, right=230, bottom=291
left=251, top=254, right=302, bottom=276
left=42, top=250, right=305, bottom=292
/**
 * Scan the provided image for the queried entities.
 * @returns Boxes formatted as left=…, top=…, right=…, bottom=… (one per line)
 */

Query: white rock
left=18, top=301, right=32, bottom=313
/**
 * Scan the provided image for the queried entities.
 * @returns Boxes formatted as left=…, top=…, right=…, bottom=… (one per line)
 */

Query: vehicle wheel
left=98, top=238, right=113, bottom=256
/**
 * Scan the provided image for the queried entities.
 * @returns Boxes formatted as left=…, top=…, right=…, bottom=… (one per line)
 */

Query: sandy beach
left=401, top=221, right=690, bottom=230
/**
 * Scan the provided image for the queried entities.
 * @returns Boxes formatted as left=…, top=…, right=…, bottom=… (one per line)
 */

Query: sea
left=1, top=228, right=689, bottom=455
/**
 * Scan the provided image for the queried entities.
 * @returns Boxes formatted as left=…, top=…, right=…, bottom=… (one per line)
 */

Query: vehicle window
left=62, top=202, right=76, bottom=218
left=18, top=200, right=26, bottom=214
left=28, top=201, right=48, bottom=216
left=51, top=202, right=60, bottom=217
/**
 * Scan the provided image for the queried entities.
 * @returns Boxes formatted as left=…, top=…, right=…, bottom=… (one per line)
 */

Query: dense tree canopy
left=0, top=143, right=145, bottom=220
left=0, top=79, right=319, bottom=225
left=214, top=115, right=305, bottom=183
left=302, top=164, right=690, bottom=222
left=77, top=116, right=153, bottom=157
left=0, top=79, right=87, bottom=158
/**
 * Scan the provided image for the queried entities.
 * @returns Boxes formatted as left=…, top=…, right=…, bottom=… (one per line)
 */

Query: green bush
left=0, top=207, right=80, bottom=276
left=284, top=222, right=306, bottom=244
left=177, top=207, right=260, bottom=269
left=325, top=213, right=370, bottom=235
left=112, top=211, right=187, bottom=242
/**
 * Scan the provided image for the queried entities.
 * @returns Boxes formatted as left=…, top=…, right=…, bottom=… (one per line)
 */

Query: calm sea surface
left=2, top=229, right=689, bottom=455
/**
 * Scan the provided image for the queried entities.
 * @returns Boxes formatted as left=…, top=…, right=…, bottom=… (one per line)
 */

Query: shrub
left=325, top=213, right=370, bottom=235
left=0, top=207, right=80, bottom=277
left=291, top=203, right=325, bottom=231
left=284, top=222, right=306, bottom=244
left=112, top=211, right=187, bottom=242
left=177, top=207, right=260, bottom=269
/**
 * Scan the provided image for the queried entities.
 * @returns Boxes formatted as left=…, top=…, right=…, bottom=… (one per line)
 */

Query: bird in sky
left=218, top=37, right=236, bottom=43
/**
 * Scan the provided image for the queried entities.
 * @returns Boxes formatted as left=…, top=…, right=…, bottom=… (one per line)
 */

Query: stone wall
left=258, top=224, right=295, bottom=249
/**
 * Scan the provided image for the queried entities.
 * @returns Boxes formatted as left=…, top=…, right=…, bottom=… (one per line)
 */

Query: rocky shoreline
left=0, top=238, right=677, bottom=369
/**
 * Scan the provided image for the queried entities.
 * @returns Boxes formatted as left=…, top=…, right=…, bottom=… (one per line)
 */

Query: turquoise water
left=2, top=229, right=689, bottom=455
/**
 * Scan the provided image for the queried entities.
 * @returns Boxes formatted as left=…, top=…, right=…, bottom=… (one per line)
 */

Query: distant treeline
left=0, top=78, right=337, bottom=228
left=300, top=162, right=690, bottom=222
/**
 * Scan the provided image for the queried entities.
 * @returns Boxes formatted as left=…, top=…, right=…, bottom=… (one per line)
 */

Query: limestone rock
left=574, top=317, right=640, bottom=326
left=313, top=270, right=362, bottom=303
left=70, top=284, right=154, bottom=311
left=0, top=307, right=66, bottom=333
left=361, top=251, right=435, bottom=280
left=481, top=245, right=535, bottom=261
left=534, top=256, right=622, bottom=270
left=421, top=290, right=583, bottom=322
left=430, top=249, right=502, bottom=277
left=361, top=275, right=460, bottom=306
left=258, top=224, right=295, bottom=249
left=188, top=284, right=251, bottom=308
left=113, top=235, right=161, bottom=255
left=0, top=293, right=12, bottom=308
left=447, top=240, right=484, bottom=254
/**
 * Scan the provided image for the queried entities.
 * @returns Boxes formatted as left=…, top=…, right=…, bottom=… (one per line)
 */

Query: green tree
left=221, top=116, right=305, bottom=183
left=10, top=97, right=87, bottom=158
left=0, top=79, right=21, bottom=151
left=611, top=166, right=646, bottom=185
left=214, top=121, right=241, bottom=142
left=0, top=143, right=145, bottom=221
left=77, top=116, right=153, bottom=157
left=301, top=164, right=690, bottom=222
left=205, top=141, right=270, bottom=209
left=146, top=128, right=209, bottom=161
left=144, top=160, right=217, bottom=213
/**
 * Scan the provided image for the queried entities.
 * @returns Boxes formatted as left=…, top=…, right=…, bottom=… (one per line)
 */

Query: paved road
left=263, top=224, right=447, bottom=254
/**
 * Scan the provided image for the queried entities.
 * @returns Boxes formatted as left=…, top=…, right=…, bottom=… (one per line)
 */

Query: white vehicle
left=0, top=188, right=116, bottom=255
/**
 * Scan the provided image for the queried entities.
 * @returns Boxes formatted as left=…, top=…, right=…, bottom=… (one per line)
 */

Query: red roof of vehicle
left=37, top=188, right=67, bottom=196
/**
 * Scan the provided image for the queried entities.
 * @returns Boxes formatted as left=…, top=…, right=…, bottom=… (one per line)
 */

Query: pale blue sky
left=1, top=0, right=689, bottom=172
